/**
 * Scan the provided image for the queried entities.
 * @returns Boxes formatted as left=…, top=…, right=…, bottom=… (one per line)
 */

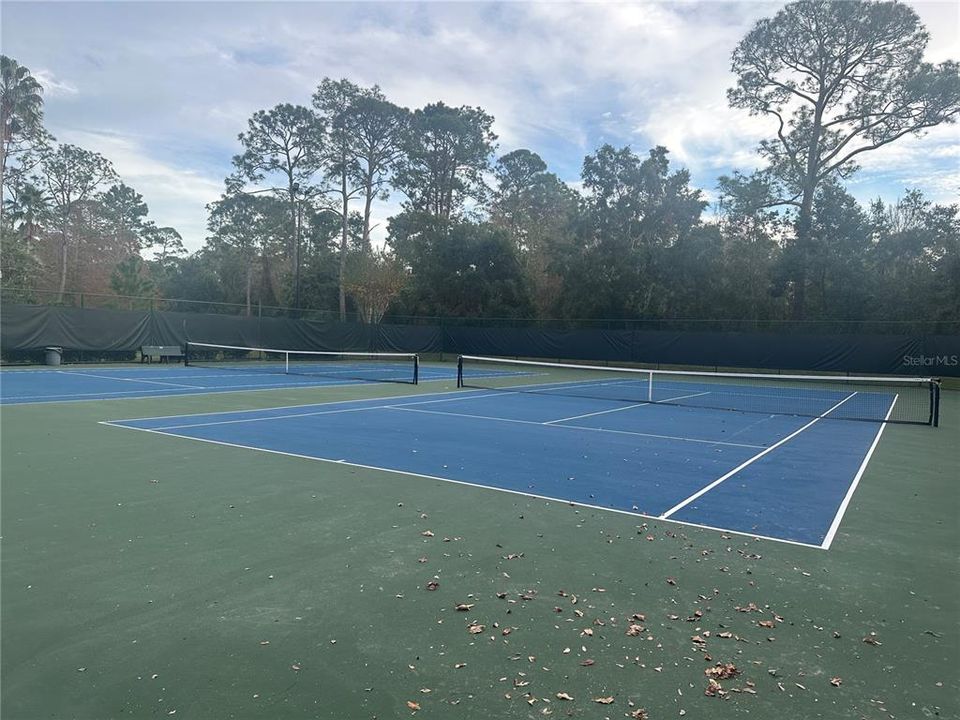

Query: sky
left=3, top=0, right=959, bottom=252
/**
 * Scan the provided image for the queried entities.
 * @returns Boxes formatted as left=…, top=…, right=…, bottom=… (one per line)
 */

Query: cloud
left=3, top=0, right=956, bottom=256
left=31, top=68, right=78, bottom=97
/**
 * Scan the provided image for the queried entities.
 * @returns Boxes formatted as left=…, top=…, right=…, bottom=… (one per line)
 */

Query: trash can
left=44, top=347, right=63, bottom=366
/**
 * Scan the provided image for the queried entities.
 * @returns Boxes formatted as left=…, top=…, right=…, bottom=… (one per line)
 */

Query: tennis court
left=102, top=367, right=916, bottom=548
left=2, top=351, right=956, bottom=720
left=0, top=347, right=446, bottom=405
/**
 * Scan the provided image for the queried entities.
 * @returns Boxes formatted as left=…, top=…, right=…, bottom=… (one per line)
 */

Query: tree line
left=2, top=0, right=958, bottom=327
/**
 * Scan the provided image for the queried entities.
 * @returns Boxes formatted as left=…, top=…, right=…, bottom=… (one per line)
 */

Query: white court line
left=56, top=370, right=202, bottom=389
left=131, top=390, right=521, bottom=429
left=387, top=406, right=765, bottom=449
left=659, top=392, right=859, bottom=519
left=820, top=395, right=898, bottom=549
left=99, top=385, right=489, bottom=423
left=122, top=399, right=764, bottom=448
left=98, top=420, right=823, bottom=549
left=544, top=391, right=711, bottom=424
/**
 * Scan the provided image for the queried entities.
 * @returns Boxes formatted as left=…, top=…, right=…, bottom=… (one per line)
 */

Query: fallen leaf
left=830, top=677, right=842, bottom=687
left=705, top=663, right=739, bottom=680
left=704, top=678, right=724, bottom=697
left=580, top=659, right=595, bottom=666
left=758, top=620, right=776, bottom=629
left=468, top=623, right=485, bottom=634
left=556, top=692, right=574, bottom=701
left=406, top=700, right=421, bottom=711
left=425, top=580, right=439, bottom=591
left=593, top=696, right=614, bottom=704
left=455, top=603, right=474, bottom=611
left=420, top=530, right=434, bottom=537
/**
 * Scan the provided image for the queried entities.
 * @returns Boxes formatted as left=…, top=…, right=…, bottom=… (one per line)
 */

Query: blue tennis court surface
left=0, top=363, right=460, bottom=405
left=102, top=380, right=893, bottom=548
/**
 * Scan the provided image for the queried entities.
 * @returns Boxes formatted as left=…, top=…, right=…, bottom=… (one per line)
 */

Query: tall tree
left=147, top=225, right=186, bottom=265
left=313, top=79, right=365, bottom=320
left=1, top=181, right=47, bottom=298
left=490, top=149, right=580, bottom=316
left=388, top=212, right=531, bottom=318
left=206, top=192, right=287, bottom=315
left=100, top=183, right=149, bottom=255
left=715, top=172, right=787, bottom=321
left=393, top=102, right=497, bottom=220
left=869, top=191, right=960, bottom=321
left=346, top=94, right=408, bottom=250
left=39, top=143, right=117, bottom=300
left=232, top=103, right=325, bottom=309
left=562, top=145, right=706, bottom=318
left=0, top=56, right=46, bottom=217
left=728, top=0, right=960, bottom=318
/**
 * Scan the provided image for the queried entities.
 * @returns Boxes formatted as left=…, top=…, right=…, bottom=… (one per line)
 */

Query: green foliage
left=558, top=145, right=708, bottom=318
left=1, top=219, right=42, bottom=299
left=1, top=55, right=47, bottom=207
left=388, top=212, right=532, bottom=318
left=393, top=103, right=497, bottom=219
left=109, top=255, right=154, bottom=305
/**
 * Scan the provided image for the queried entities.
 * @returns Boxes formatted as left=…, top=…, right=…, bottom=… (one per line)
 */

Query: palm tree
left=6, top=181, right=49, bottom=246
left=1, top=56, right=45, bottom=214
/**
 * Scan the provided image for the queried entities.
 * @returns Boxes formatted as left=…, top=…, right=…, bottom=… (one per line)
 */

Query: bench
left=140, top=345, right=183, bottom=364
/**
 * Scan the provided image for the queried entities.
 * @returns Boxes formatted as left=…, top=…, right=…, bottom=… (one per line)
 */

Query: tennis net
left=457, top=356, right=940, bottom=426
left=185, top=342, right=419, bottom=384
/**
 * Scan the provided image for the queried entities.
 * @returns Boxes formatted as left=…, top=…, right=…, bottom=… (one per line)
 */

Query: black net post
left=932, top=379, right=941, bottom=427
left=457, top=356, right=463, bottom=388
left=413, top=355, right=419, bottom=385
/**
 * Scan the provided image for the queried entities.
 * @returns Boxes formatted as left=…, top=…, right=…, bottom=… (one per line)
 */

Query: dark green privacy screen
left=2, top=304, right=958, bottom=377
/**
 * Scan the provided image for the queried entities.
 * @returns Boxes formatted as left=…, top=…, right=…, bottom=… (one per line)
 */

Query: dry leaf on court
left=705, top=663, right=739, bottom=680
